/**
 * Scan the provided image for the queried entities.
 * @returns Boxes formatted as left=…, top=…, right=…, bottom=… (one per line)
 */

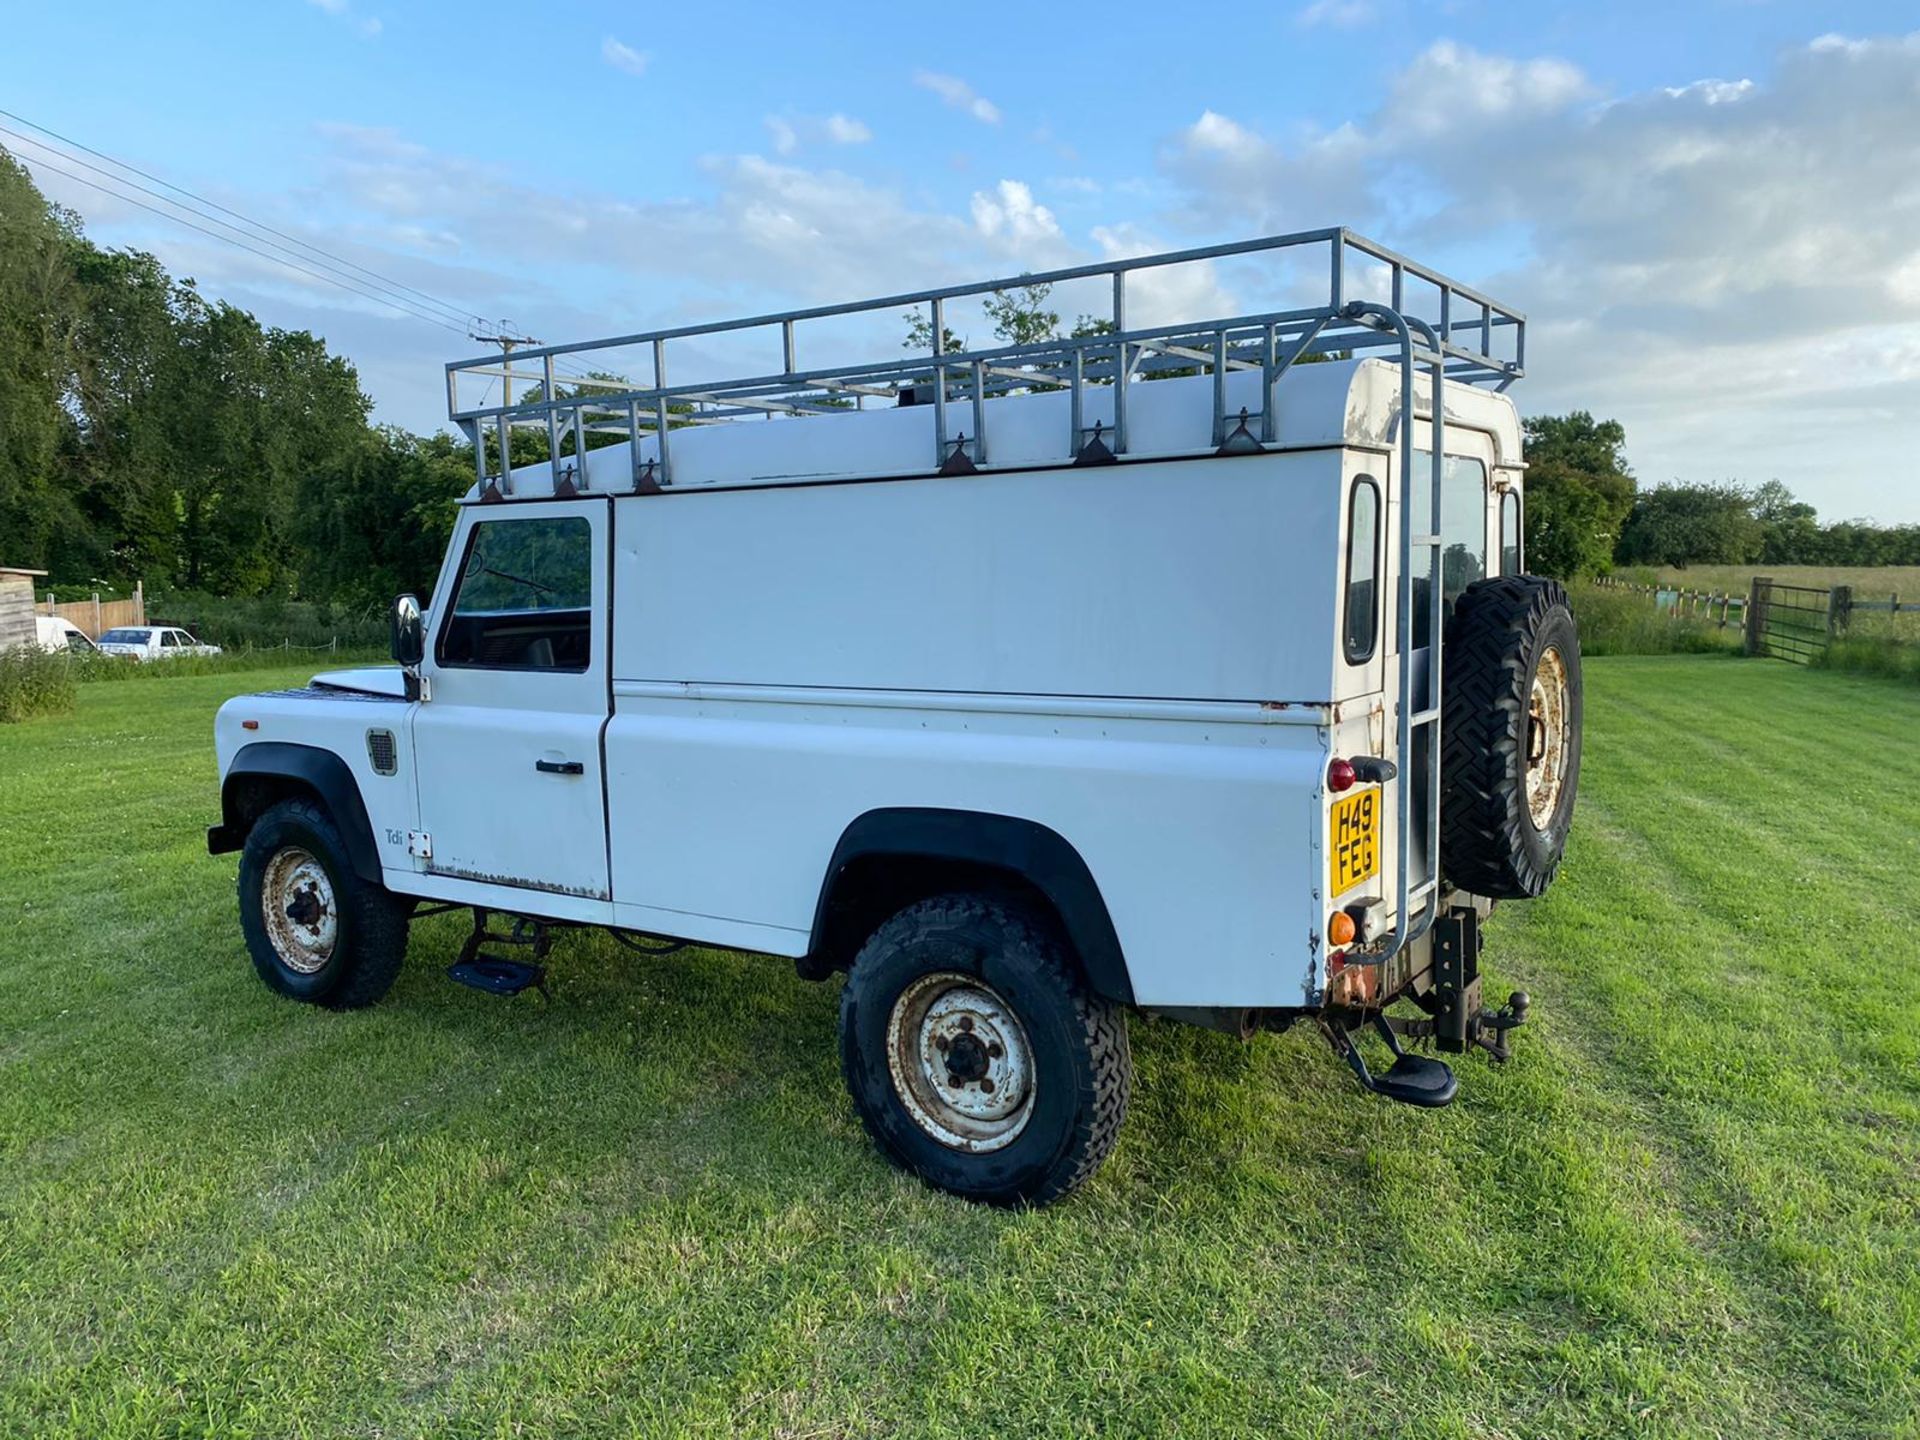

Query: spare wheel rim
left=1526, top=645, right=1571, bottom=829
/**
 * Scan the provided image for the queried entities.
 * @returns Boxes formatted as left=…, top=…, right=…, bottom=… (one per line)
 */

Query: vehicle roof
left=465, top=359, right=1522, bottom=504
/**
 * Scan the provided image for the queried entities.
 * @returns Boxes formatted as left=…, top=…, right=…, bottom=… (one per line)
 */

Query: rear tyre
left=1440, top=576, right=1583, bottom=898
left=838, top=893, right=1131, bottom=1207
left=238, top=798, right=410, bottom=1009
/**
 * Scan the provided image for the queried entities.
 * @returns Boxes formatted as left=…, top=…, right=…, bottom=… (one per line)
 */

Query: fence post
left=1744, top=577, right=1767, bottom=656
left=133, top=579, right=145, bottom=626
left=1828, top=585, right=1852, bottom=642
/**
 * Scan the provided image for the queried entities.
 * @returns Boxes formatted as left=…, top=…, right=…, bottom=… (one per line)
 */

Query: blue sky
left=5, top=1, right=1918, bottom=519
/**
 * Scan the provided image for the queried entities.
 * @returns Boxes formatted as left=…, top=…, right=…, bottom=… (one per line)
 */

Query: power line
left=14, top=150, right=477, bottom=336
left=2, top=130, right=480, bottom=336
left=0, top=107, right=487, bottom=332
left=2, top=111, right=626, bottom=393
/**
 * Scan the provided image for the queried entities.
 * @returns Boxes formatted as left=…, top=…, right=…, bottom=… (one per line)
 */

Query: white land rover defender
left=209, top=230, right=1579, bottom=1206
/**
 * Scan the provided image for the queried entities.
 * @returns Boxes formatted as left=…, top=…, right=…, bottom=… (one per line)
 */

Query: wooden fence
left=1595, top=575, right=1911, bottom=665
left=39, top=583, right=145, bottom=640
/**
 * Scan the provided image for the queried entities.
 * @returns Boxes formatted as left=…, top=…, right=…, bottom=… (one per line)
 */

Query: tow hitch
left=1410, top=905, right=1531, bottom=1061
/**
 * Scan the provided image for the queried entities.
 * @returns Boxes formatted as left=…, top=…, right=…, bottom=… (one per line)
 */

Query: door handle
left=535, top=759, right=584, bottom=775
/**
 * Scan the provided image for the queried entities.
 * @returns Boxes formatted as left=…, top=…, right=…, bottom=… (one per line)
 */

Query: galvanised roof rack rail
left=443, top=226, right=1522, bottom=497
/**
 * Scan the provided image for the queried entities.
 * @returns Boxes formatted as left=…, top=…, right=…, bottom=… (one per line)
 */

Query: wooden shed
left=0, top=565, right=47, bottom=651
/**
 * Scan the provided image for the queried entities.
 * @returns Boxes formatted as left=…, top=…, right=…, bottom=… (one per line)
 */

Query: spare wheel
left=1439, top=576, right=1583, bottom=899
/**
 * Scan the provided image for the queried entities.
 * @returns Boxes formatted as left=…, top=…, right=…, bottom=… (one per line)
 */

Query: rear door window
left=1413, top=455, right=1489, bottom=648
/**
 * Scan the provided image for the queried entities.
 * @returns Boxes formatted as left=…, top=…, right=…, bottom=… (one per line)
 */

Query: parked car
left=35, top=616, right=100, bottom=655
left=209, top=229, right=1578, bottom=1206
left=99, top=625, right=222, bottom=661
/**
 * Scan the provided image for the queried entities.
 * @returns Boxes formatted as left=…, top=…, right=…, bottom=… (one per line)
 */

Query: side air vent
left=366, top=728, right=398, bottom=776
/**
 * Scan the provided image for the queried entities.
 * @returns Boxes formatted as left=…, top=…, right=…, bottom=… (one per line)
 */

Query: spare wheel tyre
left=1439, top=576, right=1582, bottom=899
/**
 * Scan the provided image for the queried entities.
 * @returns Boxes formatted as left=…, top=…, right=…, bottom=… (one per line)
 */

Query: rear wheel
left=1440, top=576, right=1583, bottom=898
left=238, top=798, right=410, bottom=1008
left=838, top=893, right=1130, bottom=1206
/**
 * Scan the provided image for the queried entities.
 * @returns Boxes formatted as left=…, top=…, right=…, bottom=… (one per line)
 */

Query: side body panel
left=602, top=448, right=1348, bottom=1008
left=605, top=685, right=1329, bottom=1006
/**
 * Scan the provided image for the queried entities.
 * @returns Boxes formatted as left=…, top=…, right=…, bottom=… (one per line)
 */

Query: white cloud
left=1090, top=223, right=1234, bottom=327
left=763, top=113, right=873, bottom=155
left=824, top=114, right=872, bottom=145
left=1379, top=40, right=1594, bottom=140
left=1155, top=31, right=1920, bottom=520
left=969, top=179, right=1061, bottom=248
left=1296, top=0, right=1375, bottom=28
left=1663, top=78, right=1755, bottom=105
left=601, top=37, right=650, bottom=78
left=304, top=0, right=380, bottom=38
left=915, top=70, right=1002, bottom=125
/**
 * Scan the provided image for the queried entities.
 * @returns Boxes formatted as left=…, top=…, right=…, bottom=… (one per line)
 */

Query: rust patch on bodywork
left=426, top=863, right=608, bottom=901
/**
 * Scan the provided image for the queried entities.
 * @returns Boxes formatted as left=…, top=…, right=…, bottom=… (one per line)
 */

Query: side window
left=437, top=516, right=594, bottom=671
left=1500, top=490, right=1522, bottom=575
left=1344, top=476, right=1381, bottom=664
left=160, top=630, right=179, bottom=648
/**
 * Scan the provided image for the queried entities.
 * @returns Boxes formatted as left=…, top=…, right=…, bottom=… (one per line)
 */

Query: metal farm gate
left=1743, top=578, right=1850, bottom=664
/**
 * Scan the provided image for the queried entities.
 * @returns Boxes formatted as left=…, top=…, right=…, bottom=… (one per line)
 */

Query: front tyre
left=238, top=798, right=410, bottom=1009
left=838, top=893, right=1131, bottom=1207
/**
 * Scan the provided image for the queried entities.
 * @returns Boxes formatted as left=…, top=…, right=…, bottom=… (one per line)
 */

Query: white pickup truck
left=209, top=230, right=1578, bottom=1205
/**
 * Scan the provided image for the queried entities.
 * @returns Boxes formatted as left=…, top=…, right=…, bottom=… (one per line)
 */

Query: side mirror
left=390, top=594, right=425, bottom=669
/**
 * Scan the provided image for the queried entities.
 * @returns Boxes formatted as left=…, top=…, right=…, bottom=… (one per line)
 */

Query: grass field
left=2, top=659, right=1916, bottom=1438
left=1645, top=564, right=1920, bottom=599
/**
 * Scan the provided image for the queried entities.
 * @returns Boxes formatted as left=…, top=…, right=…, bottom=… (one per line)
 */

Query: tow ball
left=1473, top=990, right=1530, bottom=1063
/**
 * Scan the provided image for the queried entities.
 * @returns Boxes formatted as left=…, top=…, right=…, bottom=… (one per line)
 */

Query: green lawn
left=2, top=658, right=1915, bottom=1439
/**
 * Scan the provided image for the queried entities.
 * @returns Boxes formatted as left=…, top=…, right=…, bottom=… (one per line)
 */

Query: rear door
left=1401, top=438, right=1496, bottom=888
left=411, top=500, right=612, bottom=899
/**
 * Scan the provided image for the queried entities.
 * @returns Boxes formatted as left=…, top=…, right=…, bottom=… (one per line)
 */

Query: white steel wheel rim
left=885, top=971, right=1036, bottom=1154
left=1526, top=645, right=1571, bottom=829
left=262, top=847, right=338, bottom=975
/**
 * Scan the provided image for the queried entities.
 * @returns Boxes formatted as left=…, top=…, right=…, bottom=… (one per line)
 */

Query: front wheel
left=838, top=894, right=1131, bottom=1206
left=238, top=798, right=410, bottom=1009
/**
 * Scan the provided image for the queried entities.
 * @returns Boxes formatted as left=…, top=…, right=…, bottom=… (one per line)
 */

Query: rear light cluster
left=1326, top=757, right=1358, bottom=793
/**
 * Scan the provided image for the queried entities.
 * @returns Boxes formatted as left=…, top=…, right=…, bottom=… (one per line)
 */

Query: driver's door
left=411, top=500, right=612, bottom=899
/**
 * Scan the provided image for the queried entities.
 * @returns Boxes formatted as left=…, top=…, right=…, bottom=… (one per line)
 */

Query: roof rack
left=443, top=226, right=1523, bottom=497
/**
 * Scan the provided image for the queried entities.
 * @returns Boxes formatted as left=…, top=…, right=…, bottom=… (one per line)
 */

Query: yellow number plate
left=1330, top=788, right=1381, bottom=895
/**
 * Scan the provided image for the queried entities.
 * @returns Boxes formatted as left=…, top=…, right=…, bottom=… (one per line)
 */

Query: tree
left=0, top=146, right=81, bottom=570
left=1615, top=483, right=1764, bottom=568
left=982, top=282, right=1059, bottom=346
left=1520, top=411, right=1636, bottom=579
left=294, top=428, right=471, bottom=607
left=903, top=279, right=1068, bottom=355
left=1750, top=479, right=1821, bottom=564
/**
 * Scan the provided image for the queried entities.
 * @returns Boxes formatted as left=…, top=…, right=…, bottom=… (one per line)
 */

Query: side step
left=447, top=907, right=552, bottom=999
left=1326, top=1016, right=1458, bottom=1109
